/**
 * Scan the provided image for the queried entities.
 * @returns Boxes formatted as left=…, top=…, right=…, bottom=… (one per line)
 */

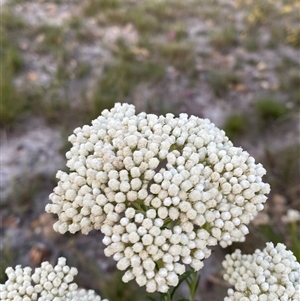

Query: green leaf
left=194, top=274, right=201, bottom=292
left=170, top=270, right=194, bottom=299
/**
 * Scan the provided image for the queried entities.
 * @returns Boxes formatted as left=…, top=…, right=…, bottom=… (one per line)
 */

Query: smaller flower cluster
left=282, top=209, right=300, bottom=223
left=0, top=257, right=107, bottom=301
left=222, top=242, right=300, bottom=301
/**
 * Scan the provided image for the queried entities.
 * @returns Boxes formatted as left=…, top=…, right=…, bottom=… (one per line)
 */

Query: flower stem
left=187, top=271, right=200, bottom=301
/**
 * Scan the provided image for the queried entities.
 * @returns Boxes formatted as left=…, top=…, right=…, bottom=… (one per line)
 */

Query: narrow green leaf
left=194, top=274, right=201, bottom=292
left=170, top=270, right=194, bottom=299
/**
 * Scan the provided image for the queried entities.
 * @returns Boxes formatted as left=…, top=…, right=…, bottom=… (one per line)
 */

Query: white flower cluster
left=46, top=103, right=270, bottom=292
left=222, top=242, right=300, bottom=301
left=103, top=214, right=212, bottom=293
left=282, top=209, right=300, bottom=223
left=0, top=257, right=107, bottom=301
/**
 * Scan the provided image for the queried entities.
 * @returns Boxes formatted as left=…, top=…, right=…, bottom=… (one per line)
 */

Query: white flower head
left=282, top=209, right=300, bottom=223
left=222, top=242, right=300, bottom=301
left=0, top=257, right=107, bottom=301
left=46, top=103, right=270, bottom=292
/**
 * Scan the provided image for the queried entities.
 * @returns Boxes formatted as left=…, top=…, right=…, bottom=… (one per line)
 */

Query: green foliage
left=68, top=16, right=82, bottom=30
left=279, top=69, right=300, bottom=106
left=83, top=0, right=120, bottom=16
left=169, top=22, right=188, bottom=41
left=103, top=0, right=196, bottom=35
left=184, top=271, right=200, bottom=301
left=245, top=0, right=276, bottom=27
left=198, top=3, right=221, bottom=20
left=210, top=24, right=237, bottom=50
left=68, top=15, right=97, bottom=43
left=236, top=0, right=299, bottom=50
left=41, top=96, right=71, bottom=124
left=102, top=270, right=148, bottom=301
left=157, top=41, right=196, bottom=75
left=286, top=26, right=300, bottom=48
left=148, top=270, right=200, bottom=301
left=254, top=97, right=288, bottom=121
left=290, top=90, right=300, bottom=107
left=1, top=9, right=25, bottom=31
left=35, top=24, right=65, bottom=53
left=223, top=114, right=247, bottom=140
left=268, top=25, right=287, bottom=47
left=75, top=62, right=91, bottom=79
left=143, top=0, right=176, bottom=21
left=0, top=246, right=14, bottom=284
left=282, top=0, right=298, bottom=3
left=243, top=34, right=259, bottom=51
left=2, top=174, right=52, bottom=215
left=146, top=97, right=180, bottom=116
left=91, top=41, right=164, bottom=118
left=208, top=70, right=241, bottom=97
left=1, top=10, right=25, bottom=126
left=0, top=76, right=24, bottom=127
left=289, top=221, right=300, bottom=262
left=256, top=220, right=300, bottom=262
left=143, top=0, right=190, bottom=21
left=0, top=53, right=25, bottom=126
left=128, top=11, right=162, bottom=34
left=263, top=144, right=300, bottom=198
left=106, top=8, right=162, bottom=34
left=285, top=70, right=300, bottom=90
left=257, top=224, right=284, bottom=245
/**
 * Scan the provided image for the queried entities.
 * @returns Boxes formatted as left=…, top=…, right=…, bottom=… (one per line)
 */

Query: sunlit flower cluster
left=223, top=242, right=300, bottom=301
left=46, top=103, right=270, bottom=292
left=0, top=257, right=106, bottom=301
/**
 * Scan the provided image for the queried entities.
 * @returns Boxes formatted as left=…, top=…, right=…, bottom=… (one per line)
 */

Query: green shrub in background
left=223, top=114, right=247, bottom=140
left=1, top=20, right=25, bottom=127
left=255, top=97, right=288, bottom=121
left=207, top=70, right=241, bottom=97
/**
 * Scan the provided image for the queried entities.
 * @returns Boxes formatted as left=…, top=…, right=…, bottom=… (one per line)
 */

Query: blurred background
left=1, top=0, right=299, bottom=300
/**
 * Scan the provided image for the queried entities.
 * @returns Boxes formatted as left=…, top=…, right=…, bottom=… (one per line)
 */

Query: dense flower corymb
left=0, top=257, right=107, bottom=301
left=46, top=103, right=270, bottom=292
left=222, top=242, right=300, bottom=301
